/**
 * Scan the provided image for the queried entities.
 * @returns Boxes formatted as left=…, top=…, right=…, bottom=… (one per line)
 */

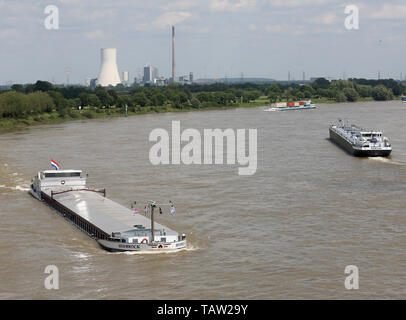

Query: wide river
left=0, top=101, right=405, bottom=299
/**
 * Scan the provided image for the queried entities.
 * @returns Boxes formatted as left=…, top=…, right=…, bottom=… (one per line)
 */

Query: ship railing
left=178, top=234, right=186, bottom=241
left=51, top=188, right=106, bottom=199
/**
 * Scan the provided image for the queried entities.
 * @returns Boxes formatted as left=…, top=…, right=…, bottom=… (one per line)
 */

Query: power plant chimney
left=172, top=26, right=176, bottom=81
left=97, top=48, right=121, bottom=87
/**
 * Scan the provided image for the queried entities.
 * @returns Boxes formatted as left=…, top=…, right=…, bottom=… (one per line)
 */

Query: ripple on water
left=1, top=101, right=406, bottom=299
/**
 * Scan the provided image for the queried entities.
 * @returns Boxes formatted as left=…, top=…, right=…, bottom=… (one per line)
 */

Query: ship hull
left=279, top=106, right=316, bottom=111
left=265, top=106, right=316, bottom=112
left=329, top=128, right=392, bottom=157
left=97, top=239, right=187, bottom=252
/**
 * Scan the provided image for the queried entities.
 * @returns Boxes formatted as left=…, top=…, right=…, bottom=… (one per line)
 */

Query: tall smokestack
left=172, top=26, right=176, bottom=81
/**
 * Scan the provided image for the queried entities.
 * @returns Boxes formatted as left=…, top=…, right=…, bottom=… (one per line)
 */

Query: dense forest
left=0, top=78, right=405, bottom=121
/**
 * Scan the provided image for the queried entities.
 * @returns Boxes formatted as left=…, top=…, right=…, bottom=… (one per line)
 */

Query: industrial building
left=122, top=71, right=129, bottom=86
left=143, top=65, right=159, bottom=84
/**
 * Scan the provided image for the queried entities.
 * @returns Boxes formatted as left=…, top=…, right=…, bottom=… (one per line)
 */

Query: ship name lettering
left=118, top=244, right=140, bottom=249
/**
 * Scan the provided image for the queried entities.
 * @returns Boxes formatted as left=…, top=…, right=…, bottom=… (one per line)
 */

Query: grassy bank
left=0, top=100, right=267, bottom=134
left=311, top=97, right=375, bottom=104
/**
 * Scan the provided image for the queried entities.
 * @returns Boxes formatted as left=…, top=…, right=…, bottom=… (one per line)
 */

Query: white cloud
left=69, top=8, right=117, bottom=21
left=182, top=25, right=210, bottom=33
left=312, top=13, right=339, bottom=25
left=59, top=0, right=83, bottom=4
left=269, top=0, right=326, bottom=8
left=370, top=4, right=406, bottom=19
left=145, top=11, right=192, bottom=29
left=134, top=10, right=192, bottom=31
left=83, top=30, right=109, bottom=39
left=161, top=0, right=200, bottom=11
left=0, top=29, right=20, bottom=39
left=210, top=0, right=256, bottom=12
left=264, top=24, right=284, bottom=33
left=261, top=22, right=345, bottom=36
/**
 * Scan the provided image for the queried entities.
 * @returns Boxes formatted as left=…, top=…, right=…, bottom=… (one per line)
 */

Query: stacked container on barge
left=264, top=100, right=316, bottom=112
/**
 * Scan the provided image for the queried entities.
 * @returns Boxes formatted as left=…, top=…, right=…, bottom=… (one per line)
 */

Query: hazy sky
left=0, top=0, right=405, bottom=84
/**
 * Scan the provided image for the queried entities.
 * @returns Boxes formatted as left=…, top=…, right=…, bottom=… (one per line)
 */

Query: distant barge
left=264, top=100, right=316, bottom=112
left=29, top=170, right=187, bottom=252
left=329, top=120, right=392, bottom=157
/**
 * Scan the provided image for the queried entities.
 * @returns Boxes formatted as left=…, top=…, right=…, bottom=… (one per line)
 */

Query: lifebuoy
left=141, top=238, right=148, bottom=244
left=61, top=180, right=65, bottom=185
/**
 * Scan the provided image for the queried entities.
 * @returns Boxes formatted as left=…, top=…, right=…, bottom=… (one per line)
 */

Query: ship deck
left=42, top=188, right=177, bottom=236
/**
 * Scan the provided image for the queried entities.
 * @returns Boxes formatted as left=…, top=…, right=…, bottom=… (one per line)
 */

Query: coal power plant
left=91, top=26, right=192, bottom=87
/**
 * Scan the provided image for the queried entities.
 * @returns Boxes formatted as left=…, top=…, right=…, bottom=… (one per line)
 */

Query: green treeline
left=0, top=81, right=264, bottom=120
left=1, top=78, right=405, bottom=122
left=265, top=78, right=404, bottom=103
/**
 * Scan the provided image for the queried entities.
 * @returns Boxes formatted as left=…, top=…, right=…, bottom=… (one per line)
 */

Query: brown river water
left=0, top=101, right=405, bottom=299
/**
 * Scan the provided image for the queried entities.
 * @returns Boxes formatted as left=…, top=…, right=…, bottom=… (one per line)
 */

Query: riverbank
left=311, top=97, right=375, bottom=104
left=0, top=96, right=401, bottom=135
left=0, top=99, right=267, bottom=134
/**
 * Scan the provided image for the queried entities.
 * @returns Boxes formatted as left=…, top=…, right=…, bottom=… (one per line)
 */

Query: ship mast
left=144, top=200, right=174, bottom=244
left=149, top=201, right=156, bottom=243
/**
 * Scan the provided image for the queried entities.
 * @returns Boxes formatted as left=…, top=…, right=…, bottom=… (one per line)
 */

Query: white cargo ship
left=29, top=168, right=187, bottom=252
left=329, top=120, right=392, bottom=157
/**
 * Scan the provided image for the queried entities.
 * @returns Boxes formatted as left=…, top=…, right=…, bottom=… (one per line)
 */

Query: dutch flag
left=50, top=159, right=60, bottom=170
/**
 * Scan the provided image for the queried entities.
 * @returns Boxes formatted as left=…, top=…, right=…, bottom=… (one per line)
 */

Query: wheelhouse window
left=44, top=172, right=81, bottom=178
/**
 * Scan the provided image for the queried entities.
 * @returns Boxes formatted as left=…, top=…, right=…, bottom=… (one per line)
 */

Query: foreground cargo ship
left=29, top=169, right=187, bottom=252
left=329, top=120, right=392, bottom=157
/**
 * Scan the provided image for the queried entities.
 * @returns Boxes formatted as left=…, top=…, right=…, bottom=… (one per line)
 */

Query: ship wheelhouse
left=32, top=170, right=87, bottom=195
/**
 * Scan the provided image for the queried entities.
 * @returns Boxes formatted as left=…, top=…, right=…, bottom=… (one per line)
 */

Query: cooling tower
left=97, top=48, right=121, bottom=87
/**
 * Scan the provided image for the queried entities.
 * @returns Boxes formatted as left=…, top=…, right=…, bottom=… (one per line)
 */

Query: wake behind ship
left=29, top=168, right=187, bottom=252
left=329, top=120, right=392, bottom=157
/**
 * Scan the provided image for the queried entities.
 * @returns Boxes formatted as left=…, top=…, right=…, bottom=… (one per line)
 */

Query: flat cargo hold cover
left=43, top=189, right=175, bottom=235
